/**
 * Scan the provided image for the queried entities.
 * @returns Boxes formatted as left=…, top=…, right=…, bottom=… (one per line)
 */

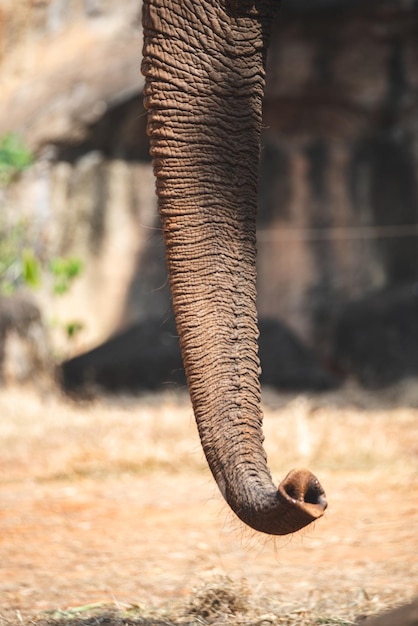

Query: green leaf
left=66, top=320, right=84, bottom=339
left=0, top=133, right=33, bottom=185
left=22, top=248, right=41, bottom=288
left=49, top=256, right=84, bottom=295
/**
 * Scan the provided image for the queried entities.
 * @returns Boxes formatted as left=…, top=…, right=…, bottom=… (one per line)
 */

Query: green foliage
left=0, top=133, right=34, bottom=185
left=0, top=221, right=42, bottom=293
left=49, top=256, right=84, bottom=295
left=0, top=218, right=84, bottom=296
left=65, top=320, right=84, bottom=340
left=0, top=220, right=85, bottom=343
left=22, top=248, right=41, bottom=288
left=0, top=222, right=40, bottom=294
left=0, top=136, right=85, bottom=345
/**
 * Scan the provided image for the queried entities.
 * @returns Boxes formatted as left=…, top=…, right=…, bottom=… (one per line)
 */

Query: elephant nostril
left=305, top=482, right=328, bottom=509
left=282, top=483, right=299, bottom=502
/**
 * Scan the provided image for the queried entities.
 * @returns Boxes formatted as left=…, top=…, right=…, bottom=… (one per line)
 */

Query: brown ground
left=0, top=384, right=417, bottom=625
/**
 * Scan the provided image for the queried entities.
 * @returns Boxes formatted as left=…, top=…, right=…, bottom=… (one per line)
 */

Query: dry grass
left=0, top=382, right=416, bottom=483
left=0, top=387, right=201, bottom=482
left=0, top=382, right=417, bottom=626
left=263, top=388, right=418, bottom=476
left=0, top=576, right=360, bottom=625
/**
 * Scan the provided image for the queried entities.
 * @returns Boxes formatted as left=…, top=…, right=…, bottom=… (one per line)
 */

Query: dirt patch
left=0, top=385, right=417, bottom=625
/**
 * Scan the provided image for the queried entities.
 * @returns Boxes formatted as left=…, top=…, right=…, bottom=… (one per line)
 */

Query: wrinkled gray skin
left=142, top=0, right=327, bottom=535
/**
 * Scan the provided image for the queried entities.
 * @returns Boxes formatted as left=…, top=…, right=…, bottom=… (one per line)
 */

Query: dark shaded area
left=54, top=95, right=150, bottom=164
left=305, top=140, right=335, bottom=323
left=368, top=135, right=418, bottom=283
left=282, top=0, right=418, bottom=11
left=348, top=36, right=418, bottom=286
left=283, top=0, right=372, bottom=9
left=60, top=319, right=185, bottom=394
left=60, top=317, right=337, bottom=396
left=258, top=318, right=337, bottom=391
left=333, top=284, right=418, bottom=387
left=258, top=141, right=291, bottom=224
left=360, top=596, right=418, bottom=626
left=305, top=140, right=330, bottom=221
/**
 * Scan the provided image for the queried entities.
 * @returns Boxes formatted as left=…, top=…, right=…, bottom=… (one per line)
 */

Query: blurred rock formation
left=1, top=0, right=418, bottom=389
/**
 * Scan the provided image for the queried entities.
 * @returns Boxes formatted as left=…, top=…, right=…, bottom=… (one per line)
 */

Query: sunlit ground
left=0, top=382, right=417, bottom=625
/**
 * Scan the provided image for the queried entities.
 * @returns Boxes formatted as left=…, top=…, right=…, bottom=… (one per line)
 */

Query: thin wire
left=257, top=224, right=418, bottom=242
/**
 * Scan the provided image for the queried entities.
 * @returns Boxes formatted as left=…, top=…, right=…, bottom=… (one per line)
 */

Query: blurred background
left=1, top=4, right=418, bottom=621
left=1, top=0, right=418, bottom=395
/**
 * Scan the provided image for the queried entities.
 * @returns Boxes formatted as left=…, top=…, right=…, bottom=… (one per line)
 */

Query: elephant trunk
left=142, top=0, right=327, bottom=534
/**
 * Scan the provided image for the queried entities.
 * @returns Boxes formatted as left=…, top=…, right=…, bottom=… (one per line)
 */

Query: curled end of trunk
left=277, top=468, right=328, bottom=532
left=230, top=468, right=327, bottom=536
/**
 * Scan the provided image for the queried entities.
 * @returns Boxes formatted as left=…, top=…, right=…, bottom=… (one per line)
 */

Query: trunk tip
left=279, top=468, right=327, bottom=519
